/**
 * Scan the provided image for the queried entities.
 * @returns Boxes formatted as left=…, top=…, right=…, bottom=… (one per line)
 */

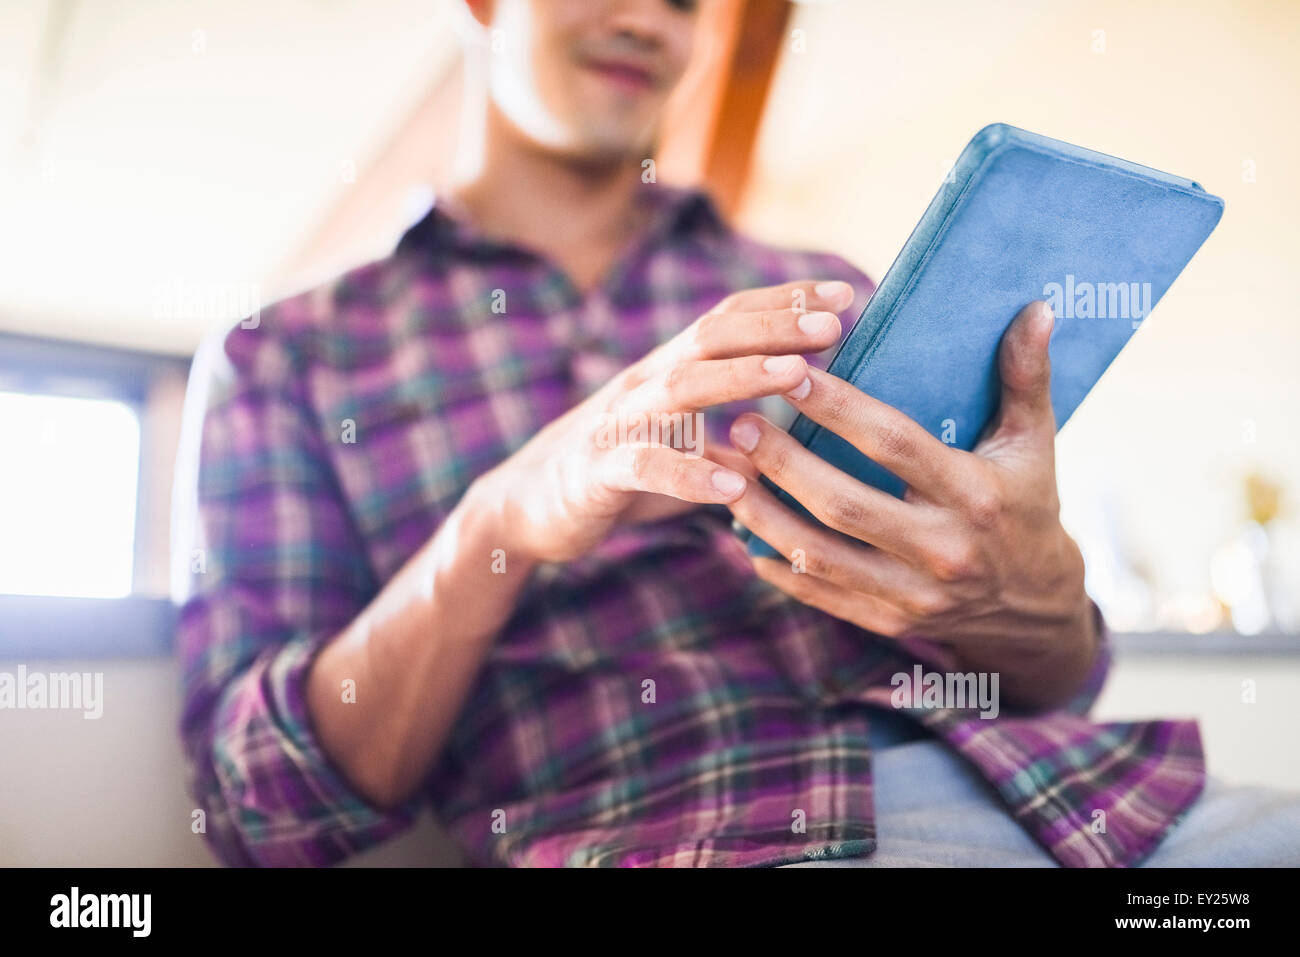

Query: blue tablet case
left=741, top=123, right=1223, bottom=557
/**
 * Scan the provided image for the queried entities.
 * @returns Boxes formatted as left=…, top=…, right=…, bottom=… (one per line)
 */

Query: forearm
left=306, top=476, right=535, bottom=808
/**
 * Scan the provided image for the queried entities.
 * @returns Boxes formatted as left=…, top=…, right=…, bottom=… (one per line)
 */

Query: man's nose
left=601, top=0, right=675, bottom=51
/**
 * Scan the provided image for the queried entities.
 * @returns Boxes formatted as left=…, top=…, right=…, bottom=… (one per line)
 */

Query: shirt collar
left=394, top=180, right=728, bottom=262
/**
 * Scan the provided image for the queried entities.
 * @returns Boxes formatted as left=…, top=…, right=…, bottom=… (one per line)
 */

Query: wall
left=0, top=656, right=462, bottom=866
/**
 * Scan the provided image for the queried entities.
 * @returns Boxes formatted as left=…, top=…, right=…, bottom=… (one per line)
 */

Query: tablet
left=741, top=122, right=1223, bottom=558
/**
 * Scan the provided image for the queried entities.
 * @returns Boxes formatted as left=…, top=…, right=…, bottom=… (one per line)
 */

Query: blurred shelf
left=1112, top=630, right=1300, bottom=656
left=0, top=593, right=1295, bottom=661
left=0, top=594, right=175, bottom=659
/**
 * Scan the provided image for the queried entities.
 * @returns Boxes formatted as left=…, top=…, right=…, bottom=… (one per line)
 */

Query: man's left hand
left=727, top=301, right=1099, bottom=711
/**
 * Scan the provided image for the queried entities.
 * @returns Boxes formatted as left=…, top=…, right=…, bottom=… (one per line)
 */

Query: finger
left=627, top=280, right=853, bottom=383
left=621, top=492, right=702, bottom=524
left=624, top=354, right=810, bottom=414
left=714, top=279, right=856, bottom=317
left=729, top=413, right=937, bottom=563
left=603, top=445, right=747, bottom=504
left=664, top=308, right=842, bottom=364
left=701, top=440, right=761, bottom=481
left=728, top=475, right=931, bottom=603
left=752, top=557, right=914, bottom=638
left=991, top=300, right=1056, bottom=440
left=783, top=367, right=972, bottom=503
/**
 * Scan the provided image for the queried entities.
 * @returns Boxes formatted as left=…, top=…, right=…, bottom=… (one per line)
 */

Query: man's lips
left=583, top=58, right=658, bottom=94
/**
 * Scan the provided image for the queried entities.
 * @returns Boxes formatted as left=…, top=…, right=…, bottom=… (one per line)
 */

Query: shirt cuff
left=209, top=631, right=424, bottom=866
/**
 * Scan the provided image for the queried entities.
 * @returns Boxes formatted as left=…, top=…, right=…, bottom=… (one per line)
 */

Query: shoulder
left=201, top=252, right=421, bottom=397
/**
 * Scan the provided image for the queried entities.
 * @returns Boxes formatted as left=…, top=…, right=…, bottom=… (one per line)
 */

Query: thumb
left=994, top=300, right=1056, bottom=439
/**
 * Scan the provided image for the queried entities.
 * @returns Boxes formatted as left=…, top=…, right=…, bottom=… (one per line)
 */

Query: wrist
left=1008, top=600, right=1099, bottom=712
left=460, top=468, right=542, bottom=575
left=1066, top=595, right=1102, bottom=677
left=1050, top=540, right=1098, bottom=677
left=404, top=470, right=540, bottom=653
left=947, top=591, right=1098, bottom=714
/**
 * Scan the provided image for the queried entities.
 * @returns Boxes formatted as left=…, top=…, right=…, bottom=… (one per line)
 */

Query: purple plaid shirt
left=176, top=182, right=1204, bottom=867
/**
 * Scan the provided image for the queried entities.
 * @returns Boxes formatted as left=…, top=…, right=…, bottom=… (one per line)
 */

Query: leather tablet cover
left=743, top=123, right=1223, bottom=557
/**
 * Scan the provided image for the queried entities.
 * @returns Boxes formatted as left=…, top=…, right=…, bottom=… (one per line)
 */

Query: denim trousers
left=779, top=710, right=1300, bottom=867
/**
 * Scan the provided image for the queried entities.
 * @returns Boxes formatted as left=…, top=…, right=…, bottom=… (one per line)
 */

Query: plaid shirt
left=176, top=183, right=1205, bottom=867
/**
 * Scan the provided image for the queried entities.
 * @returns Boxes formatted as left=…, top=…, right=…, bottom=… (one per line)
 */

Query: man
left=176, top=0, right=1296, bottom=866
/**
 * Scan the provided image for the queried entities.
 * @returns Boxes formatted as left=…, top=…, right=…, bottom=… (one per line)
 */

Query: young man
left=175, top=0, right=1296, bottom=866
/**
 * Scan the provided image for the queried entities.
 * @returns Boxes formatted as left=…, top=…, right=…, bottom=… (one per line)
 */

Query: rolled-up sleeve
left=174, top=315, right=419, bottom=866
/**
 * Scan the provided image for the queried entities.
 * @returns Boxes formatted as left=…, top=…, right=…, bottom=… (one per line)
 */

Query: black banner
left=0, top=865, right=1289, bottom=945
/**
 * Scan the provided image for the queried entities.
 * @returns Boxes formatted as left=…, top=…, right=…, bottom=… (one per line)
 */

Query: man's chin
left=506, top=102, right=659, bottom=168
left=567, top=121, right=659, bottom=167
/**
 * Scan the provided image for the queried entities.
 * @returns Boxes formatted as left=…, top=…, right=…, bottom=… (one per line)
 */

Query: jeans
left=779, top=710, right=1300, bottom=867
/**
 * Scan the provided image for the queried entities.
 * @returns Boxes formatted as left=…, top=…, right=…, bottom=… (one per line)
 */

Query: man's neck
left=446, top=104, right=649, bottom=294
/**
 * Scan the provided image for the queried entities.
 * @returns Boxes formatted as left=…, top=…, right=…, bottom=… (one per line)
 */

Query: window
left=0, top=391, right=141, bottom=598
left=0, top=333, right=189, bottom=656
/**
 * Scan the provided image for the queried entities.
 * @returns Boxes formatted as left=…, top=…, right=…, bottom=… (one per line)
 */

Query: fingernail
left=730, top=418, right=761, bottom=452
left=814, top=280, right=852, bottom=305
left=711, top=469, right=746, bottom=498
left=785, top=376, right=812, bottom=401
left=1037, top=301, right=1055, bottom=334
left=797, top=310, right=836, bottom=336
left=763, top=354, right=803, bottom=377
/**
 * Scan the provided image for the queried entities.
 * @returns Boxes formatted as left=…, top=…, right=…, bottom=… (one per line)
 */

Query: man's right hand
left=308, top=279, right=854, bottom=809
left=474, top=280, right=856, bottom=564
